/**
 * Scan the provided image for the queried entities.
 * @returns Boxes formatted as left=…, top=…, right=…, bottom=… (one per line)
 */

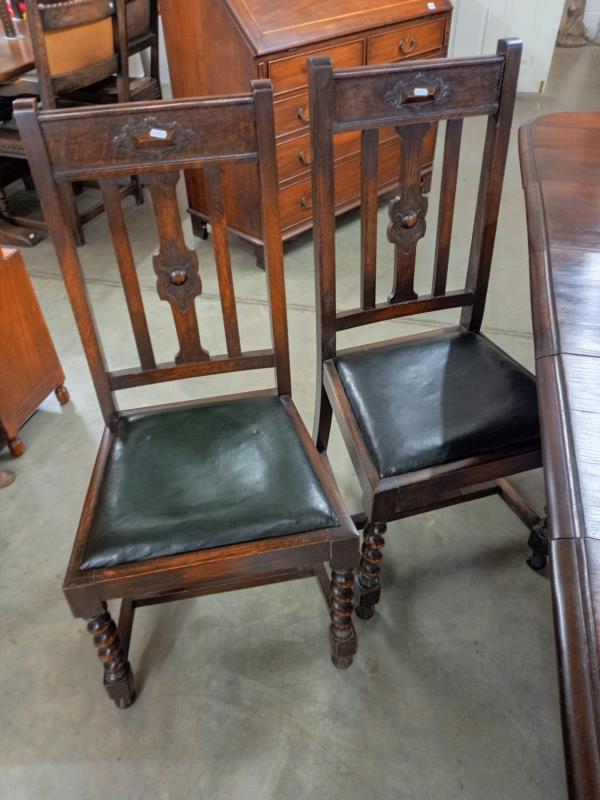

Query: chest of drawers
left=161, top=0, right=453, bottom=265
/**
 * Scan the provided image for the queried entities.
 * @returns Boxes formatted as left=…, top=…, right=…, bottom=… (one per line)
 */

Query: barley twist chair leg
left=87, top=603, right=136, bottom=709
left=355, top=522, right=387, bottom=620
left=329, top=568, right=357, bottom=669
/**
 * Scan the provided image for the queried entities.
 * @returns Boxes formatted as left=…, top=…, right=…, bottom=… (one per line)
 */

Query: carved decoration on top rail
left=384, top=73, right=451, bottom=115
left=113, top=116, right=196, bottom=161
left=145, top=171, right=209, bottom=364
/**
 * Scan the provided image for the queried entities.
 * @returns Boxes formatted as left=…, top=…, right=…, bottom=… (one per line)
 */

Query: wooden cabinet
left=160, top=0, right=453, bottom=263
left=0, top=248, right=69, bottom=457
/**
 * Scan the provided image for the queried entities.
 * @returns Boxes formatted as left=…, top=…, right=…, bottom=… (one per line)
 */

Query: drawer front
left=274, top=90, right=311, bottom=137
left=277, top=131, right=360, bottom=183
left=276, top=128, right=400, bottom=183
left=279, top=141, right=400, bottom=231
left=367, top=17, right=446, bottom=64
left=269, top=39, right=363, bottom=95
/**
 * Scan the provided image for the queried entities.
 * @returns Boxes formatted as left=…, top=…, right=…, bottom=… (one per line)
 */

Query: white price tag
left=413, top=87, right=429, bottom=97
left=149, top=128, right=168, bottom=140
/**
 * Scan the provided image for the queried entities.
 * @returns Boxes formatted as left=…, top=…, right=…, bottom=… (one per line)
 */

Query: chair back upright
left=14, top=84, right=291, bottom=426
left=309, top=38, right=522, bottom=364
left=25, top=0, right=129, bottom=108
left=126, top=0, right=159, bottom=82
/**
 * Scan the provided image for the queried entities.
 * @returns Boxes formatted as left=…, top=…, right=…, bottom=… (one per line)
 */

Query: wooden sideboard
left=0, top=248, right=69, bottom=457
left=520, top=113, right=600, bottom=800
left=161, top=0, right=453, bottom=265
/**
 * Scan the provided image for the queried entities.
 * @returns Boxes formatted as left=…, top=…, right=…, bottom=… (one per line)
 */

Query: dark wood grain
left=311, top=40, right=544, bottom=620
left=16, top=86, right=359, bottom=706
left=519, top=111, right=600, bottom=800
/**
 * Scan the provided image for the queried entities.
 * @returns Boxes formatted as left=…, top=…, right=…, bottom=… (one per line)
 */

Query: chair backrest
left=14, top=83, right=291, bottom=427
left=308, top=38, right=521, bottom=362
left=25, top=0, right=128, bottom=108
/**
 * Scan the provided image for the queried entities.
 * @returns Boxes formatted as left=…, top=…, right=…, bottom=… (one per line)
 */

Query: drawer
left=274, top=90, right=311, bottom=137
left=367, top=17, right=446, bottom=64
left=279, top=140, right=400, bottom=231
left=269, top=39, right=363, bottom=95
left=277, top=131, right=360, bottom=183
left=276, top=128, right=400, bottom=183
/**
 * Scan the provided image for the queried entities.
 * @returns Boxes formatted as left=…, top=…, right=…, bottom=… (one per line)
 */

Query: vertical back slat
left=432, top=118, right=463, bottom=296
left=253, top=79, right=292, bottom=396
left=99, top=179, right=156, bottom=370
left=203, top=165, right=242, bottom=357
left=460, top=39, right=522, bottom=330
left=360, top=128, right=379, bottom=310
left=388, top=123, right=430, bottom=304
left=144, top=171, right=209, bottom=364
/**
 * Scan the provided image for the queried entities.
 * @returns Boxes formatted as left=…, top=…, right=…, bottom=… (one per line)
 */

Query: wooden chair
left=14, top=82, right=359, bottom=708
left=308, top=39, right=547, bottom=621
left=0, top=0, right=145, bottom=243
left=63, top=0, right=162, bottom=105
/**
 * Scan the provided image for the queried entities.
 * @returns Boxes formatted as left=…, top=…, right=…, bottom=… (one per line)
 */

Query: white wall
left=585, top=0, right=600, bottom=39
left=450, top=0, right=565, bottom=92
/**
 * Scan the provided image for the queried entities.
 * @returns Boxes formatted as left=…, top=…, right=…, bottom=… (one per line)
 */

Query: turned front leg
left=329, top=568, right=357, bottom=669
left=87, top=603, right=136, bottom=709
left=356, top=522, right=387, bottom=620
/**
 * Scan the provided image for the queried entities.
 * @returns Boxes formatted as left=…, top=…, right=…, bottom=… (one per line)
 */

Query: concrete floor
left=2, top=45, right=599, bottom=800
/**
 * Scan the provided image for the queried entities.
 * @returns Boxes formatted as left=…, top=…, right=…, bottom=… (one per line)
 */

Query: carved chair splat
left=15, top=84, right=359, bottom=707
left=309, top=40, right=547, bottom=621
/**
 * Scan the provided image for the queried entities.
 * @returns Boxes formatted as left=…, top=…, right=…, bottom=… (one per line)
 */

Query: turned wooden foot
left=87, top=603, right=136, bottom=709
left=329, top=568, right=357, bottom=669
left=8, top=437, right=25, bottom=458
left=527, top=519, right=549, bottom=572
left=355, top=522, right=387, bottom=620
left=55, top=384, right=70, bottom=405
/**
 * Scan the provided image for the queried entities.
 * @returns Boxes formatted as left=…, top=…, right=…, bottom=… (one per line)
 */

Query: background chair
left=0, top=0, right=153, bottom=245
left=63, top=0, right=161, bottom=104
left=309, top=39, right=548, bottom=621
left=15, top=82, right=359, bottom=708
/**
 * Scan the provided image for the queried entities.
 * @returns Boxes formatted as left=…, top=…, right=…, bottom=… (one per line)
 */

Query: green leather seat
left=336, top=330, right=540, bottom=479
left=82, top=396, right=339, bottom=570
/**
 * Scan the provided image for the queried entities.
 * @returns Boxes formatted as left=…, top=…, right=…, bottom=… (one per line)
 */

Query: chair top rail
left=325, top=55, right=506, bottom=132
left=34, top=0, right=115, bottom=30
left=14, top=94, right=260, bottom=181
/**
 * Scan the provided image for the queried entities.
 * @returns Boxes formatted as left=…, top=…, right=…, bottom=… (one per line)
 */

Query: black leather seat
left=82, top=396, right=339, bottom=570
left=335, top=330, right=540, bottom=479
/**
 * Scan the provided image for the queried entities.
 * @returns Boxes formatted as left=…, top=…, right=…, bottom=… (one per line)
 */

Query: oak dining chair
left=15, top=82, right=359, bottom=708
left=308, top=39, right=547, bottom=621
left=0, top=0, right=144, bottom=245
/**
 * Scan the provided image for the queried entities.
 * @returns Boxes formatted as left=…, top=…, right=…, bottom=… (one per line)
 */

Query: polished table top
left=0, top=22, right=34, bottom=84
left=520, top=112, right=600, bottom=800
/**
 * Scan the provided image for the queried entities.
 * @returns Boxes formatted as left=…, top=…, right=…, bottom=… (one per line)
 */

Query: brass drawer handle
left=300, top=195, right=313, bottom=209
left=297, top=106, right=310, bottom=123
left=298, top=150, right=312, bottom=167
left=399, top=36, right=417, bottom=55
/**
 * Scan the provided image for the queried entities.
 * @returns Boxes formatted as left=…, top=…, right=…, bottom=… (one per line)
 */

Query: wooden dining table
left=520, top=112, right=600, bottom=800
